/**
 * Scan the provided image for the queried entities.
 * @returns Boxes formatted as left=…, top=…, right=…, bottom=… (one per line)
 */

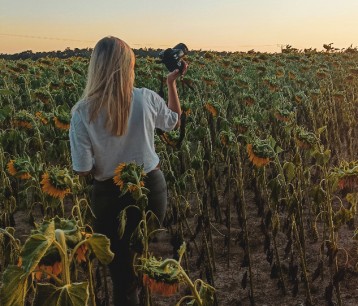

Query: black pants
left=91, top=169, right=168, bottom=306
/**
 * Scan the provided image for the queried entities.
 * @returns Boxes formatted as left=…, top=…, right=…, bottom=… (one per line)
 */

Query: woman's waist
left=94, top=163, right=161, bottom=185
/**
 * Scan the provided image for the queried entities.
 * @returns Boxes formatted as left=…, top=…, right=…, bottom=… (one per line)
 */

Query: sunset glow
left=1, top=0, right=358, bottom=53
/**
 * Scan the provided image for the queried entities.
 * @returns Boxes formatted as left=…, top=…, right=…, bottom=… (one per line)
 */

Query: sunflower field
left=0, top=48, right=357, bottom=306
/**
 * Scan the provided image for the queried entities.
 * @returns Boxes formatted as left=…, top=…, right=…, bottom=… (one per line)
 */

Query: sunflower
left=113, top=163, right=146, bottom=194
left=233, top=116, right=253, bottom=134
left=40, top=168, right=73, bottom=200
left=204, top=102, right=219, bottom=117
left=288, top=71, right=296, bottom=80
left=247, top=140, right=275, bottom=168
left=316, top=70, right=328, bottom=79
left=295, top=127, right=316, bottom=149
left=34, top=264, right=53, bottom=280
left=242, top=94, right=256, bottom=106
left=247, top=144, right=270, bottom=167
left=276, top=68, right=285, bottom=78
left=53, top=106, right=71, bottom=130
left=75, top=244, right=88, bottom=264
left=7, top=159, right=32, bottom=180
left=33, top=90, right=51, bottom=104
left=13, top=120, right=32, bottom=129
left=13, top=110, right=34, bottom=129
left=338, top=176, right=358, bottom=190
left=52, top=261, right=62, bottom=276
left=35, top=111, right=49, bottom=125
left=113, top=163, right=127, bottom=189
left=274, top=108, right=293, bottom=123
left=331, top=161, right=358, bottom=191
left=263, top=78, right=278, bottom=92
left=54, top=116, right=70, bottom=130
left=202, top=76, right=216, bottom=86
left=143, top=273, right=179, bottom=296
left=332, top=92, right=345, bottom=103
left=140, top=256, right=181, bottom=297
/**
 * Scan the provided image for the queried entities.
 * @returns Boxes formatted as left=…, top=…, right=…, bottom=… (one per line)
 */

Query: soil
left=10, top=187, right=358, bottom=306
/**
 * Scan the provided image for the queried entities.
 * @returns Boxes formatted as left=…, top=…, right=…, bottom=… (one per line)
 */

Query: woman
left=69, top=36, right=187, bottom=305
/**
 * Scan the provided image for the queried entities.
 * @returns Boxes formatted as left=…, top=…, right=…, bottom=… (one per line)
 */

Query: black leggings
left=91, top=169, right=168, bottom=306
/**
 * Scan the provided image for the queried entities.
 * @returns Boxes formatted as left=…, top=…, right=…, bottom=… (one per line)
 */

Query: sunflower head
left=13, top=110, right=33, bottom=129
left=204, top=101, right=220, bottom=117
left=113, top=163, right=147, bottom=200
left=295, top=127, right=316, bottom=149
left=35, top=111, right=49, bottom=125
left=140, top=256, right=181, bottom=297
left=330, top=161, right=358, bottom=191
left=40, top=167, right=76, bottom=200
left=274, top=108, right=294, bottom=123
left=7, top=157, right=33, bottom=180
left=53, top=106, right=71, bottom=131
left=247, top=139, right=275, bottom=168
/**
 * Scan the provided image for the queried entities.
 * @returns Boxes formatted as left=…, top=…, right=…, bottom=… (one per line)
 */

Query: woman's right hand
left=166, top=61, right=188, bottom=85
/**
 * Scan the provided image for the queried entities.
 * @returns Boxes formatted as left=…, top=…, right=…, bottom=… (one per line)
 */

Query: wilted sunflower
left=35, top=111, right=49, bottom=125
left=295, top=127, right=316, bottom=149
left=204, top=101, right=219, bottom=117
left=247, top=140, right=275, bottom=168
left=7, top=158, right=32, bottom=180
left=75, top=244, right=88, bottom=264
left=13, top=110, right=33, bottom=129
left=113, top=162, right=146, bottom=194
left=52, top=261, right=62, bottom=276
left=140, top=256, right=181, bottom=297
left=202, top=75, right=216, bottom=86
left=40, top=167, right=74, bottom=200
left=54, top=116, right=70, bottom=130
left=233, top=116, right=253, bottom=134
left=159, top=130, right=181, bottom=149
left=33, top=89, right=51, bottom=104
left=274, top=108, right=293, bottom=123
left=53, top=107, right=71, bottom=130
left=330, top=161, right=358, bottom=191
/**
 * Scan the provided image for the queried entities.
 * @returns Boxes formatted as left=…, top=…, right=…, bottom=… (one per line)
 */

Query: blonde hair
left=82, top=36, right=135, bottom=136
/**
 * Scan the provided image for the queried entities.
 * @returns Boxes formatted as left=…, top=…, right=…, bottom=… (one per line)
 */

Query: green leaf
left=85, top=234, right=114, bottom=265
left=0, top=265, right=28, bottom=306
left=268, top=177, right=282, bottom=203
left=33, top=282, right=89, bottom=306
left=33, top=217, right=82, bottom=248
left=317, top=126, right=327, bottom=135
left=0, top=105, right=12, bottom=121
left=118, top=209, right=127, bottom=240
left=283, top=162, right=296, bottom=183
left=21, top=221, right=55, bottom=273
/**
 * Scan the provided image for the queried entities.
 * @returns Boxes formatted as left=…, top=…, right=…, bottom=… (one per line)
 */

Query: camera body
left=159, top=43, right=188, bottom=73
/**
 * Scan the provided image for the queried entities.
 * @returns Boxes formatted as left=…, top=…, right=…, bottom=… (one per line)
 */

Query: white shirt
left=69, top=87, right=178, bottom=181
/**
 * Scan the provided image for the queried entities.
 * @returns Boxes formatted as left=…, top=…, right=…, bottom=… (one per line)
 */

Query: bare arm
left=166, top=62, right=188, bottom=128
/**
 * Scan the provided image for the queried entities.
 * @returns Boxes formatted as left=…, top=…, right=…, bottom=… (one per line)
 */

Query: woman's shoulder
left=71, top=99, right=89, bottom=114
left=133, top=87, right=163, bottom=105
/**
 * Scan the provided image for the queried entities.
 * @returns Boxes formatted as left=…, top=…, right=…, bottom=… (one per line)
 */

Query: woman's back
left=70, top=87, right=178, bottom=180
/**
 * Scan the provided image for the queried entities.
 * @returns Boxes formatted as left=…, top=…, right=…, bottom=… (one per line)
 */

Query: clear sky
left=1, top=0, right=358, bottom=54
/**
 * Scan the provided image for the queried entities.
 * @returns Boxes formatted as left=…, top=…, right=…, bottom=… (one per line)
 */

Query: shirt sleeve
left=152, top=92, right=179, bottom=131
left=69, top=110, right=93, bottom=172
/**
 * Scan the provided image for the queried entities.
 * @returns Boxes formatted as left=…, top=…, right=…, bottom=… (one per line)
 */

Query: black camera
left=159, top=43, right=188, bottom=73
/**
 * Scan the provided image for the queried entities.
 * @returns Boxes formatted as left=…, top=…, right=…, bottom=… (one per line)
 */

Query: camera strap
left=158, top=72, right=165, bottom=98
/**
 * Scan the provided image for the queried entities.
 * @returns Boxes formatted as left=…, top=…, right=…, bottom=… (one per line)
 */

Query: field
left=0, top=48, right=357, bottom=306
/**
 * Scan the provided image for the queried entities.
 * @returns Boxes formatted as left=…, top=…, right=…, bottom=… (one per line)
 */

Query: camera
left=159, top=43, right=188, bottom=73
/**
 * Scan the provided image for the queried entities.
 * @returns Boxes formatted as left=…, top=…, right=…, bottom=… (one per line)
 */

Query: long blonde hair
left=82, top=36, right=135, bottom=136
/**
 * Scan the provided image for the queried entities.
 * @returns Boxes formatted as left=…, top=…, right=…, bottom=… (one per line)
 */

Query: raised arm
left=166, top=62, right=188, bottom=128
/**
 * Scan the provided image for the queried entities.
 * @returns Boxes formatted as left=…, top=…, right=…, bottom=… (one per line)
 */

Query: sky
left=1, top=0, right=358, bottom=54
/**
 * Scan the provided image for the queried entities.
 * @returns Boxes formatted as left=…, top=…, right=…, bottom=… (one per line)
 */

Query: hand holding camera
left=159, top=43, right=188, bottom=72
